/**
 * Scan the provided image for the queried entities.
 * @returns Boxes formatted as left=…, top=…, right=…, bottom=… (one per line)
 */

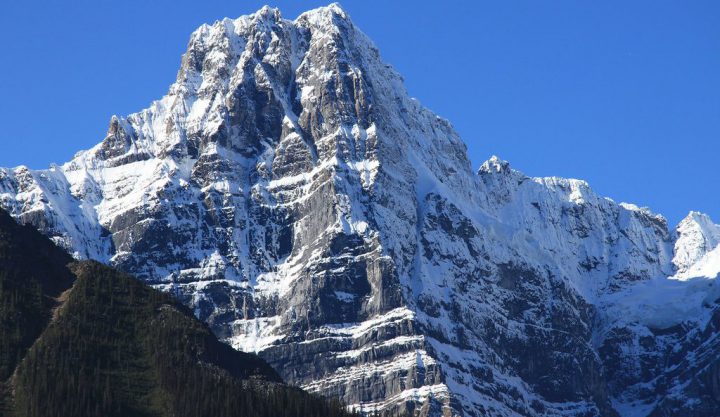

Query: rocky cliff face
left=1, top=4, right=719, bottom=416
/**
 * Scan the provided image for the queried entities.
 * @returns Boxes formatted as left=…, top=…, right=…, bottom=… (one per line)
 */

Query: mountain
left=0, top=209, right=355, bottom=417
left=1, top=3, right=719, bottom=416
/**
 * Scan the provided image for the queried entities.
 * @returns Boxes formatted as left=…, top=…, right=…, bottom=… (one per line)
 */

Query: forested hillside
left=0, top=209, right=356, bottom=417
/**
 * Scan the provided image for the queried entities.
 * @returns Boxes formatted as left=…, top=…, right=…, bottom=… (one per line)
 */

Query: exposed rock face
left=1, top=4, right=719, bottom=416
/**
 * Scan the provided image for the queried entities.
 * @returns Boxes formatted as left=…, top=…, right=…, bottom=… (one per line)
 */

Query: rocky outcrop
left=1, top=4, right=719, bottom=416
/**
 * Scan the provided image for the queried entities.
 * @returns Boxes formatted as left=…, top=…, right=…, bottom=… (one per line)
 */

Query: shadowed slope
left=0, top=209, right=74, bottom=382
left=0, top=209, right=356, bottom=417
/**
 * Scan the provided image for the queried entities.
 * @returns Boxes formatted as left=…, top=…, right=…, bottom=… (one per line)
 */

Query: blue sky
left=0, top=1, right=718, bottom=225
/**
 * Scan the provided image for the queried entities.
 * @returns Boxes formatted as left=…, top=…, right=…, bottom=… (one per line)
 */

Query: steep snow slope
left=1, top=4, right=719, bottom=416
left=673, top=212, right=720, bottom=279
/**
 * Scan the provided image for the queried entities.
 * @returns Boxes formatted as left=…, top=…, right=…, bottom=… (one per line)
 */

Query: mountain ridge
left=1, top=4, right=719, bottom=416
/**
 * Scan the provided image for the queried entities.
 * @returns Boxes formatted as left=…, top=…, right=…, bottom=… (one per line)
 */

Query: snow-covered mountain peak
left=673, top=211, right=720, bottom=278
left=478, top=155, right=511, bottom=174
left=2, top=4, right=720, bottom=416
left=65, top=2, right=384, bottom=174
left=680, top=211, right=719, bottom=231
left=255, top=4, right=282, bottom=19
left=297, top=2, right=349, bottom=25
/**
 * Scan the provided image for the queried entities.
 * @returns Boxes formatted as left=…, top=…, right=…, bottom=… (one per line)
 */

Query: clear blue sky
left=0, top=1, right=718, bottom=225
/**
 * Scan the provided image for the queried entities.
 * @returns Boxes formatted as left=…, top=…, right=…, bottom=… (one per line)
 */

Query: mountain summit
left=1, top=4, right=719, bottom=416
